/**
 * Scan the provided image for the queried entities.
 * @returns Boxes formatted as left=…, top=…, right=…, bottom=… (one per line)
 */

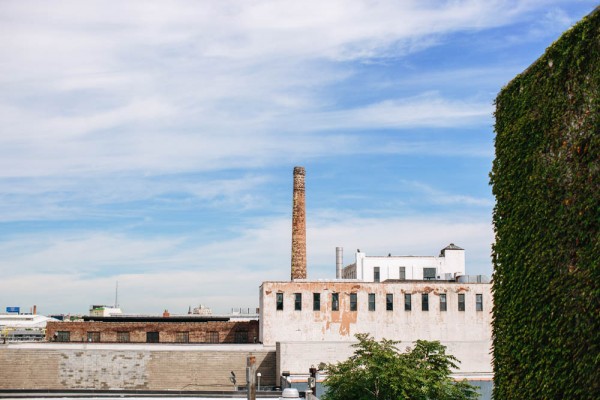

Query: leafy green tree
left=322, top=333, right=478, bottom=400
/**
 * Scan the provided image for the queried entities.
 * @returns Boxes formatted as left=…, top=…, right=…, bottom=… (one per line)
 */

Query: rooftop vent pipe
left=336, top=247, right=343, bottom=279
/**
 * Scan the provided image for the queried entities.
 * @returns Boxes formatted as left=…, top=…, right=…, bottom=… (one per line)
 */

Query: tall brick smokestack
left=291, top=166, right=307, bottom=280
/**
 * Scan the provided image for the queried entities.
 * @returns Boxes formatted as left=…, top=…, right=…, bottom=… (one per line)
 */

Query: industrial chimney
left=336, top=247, right=343, bottom=279
left=291, top=166, right=307, bottom=280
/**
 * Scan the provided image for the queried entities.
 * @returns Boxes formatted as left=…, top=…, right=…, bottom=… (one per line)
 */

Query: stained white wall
left=276, top=340, right=492, bottom=377
left=260, top=280, right=492, bottom=376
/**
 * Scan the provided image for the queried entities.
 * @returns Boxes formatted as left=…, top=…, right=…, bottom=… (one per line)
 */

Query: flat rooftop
left=2, top=342, right=274, bottom=351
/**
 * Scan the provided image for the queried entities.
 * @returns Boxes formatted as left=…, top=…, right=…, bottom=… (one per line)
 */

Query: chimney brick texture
left=291, top=166, right=307, bottom=280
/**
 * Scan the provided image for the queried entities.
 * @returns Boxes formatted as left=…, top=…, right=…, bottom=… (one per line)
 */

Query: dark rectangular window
left=117, top=331, right=130, bottom=343
left=422, top=293, right=429, bottom=311
left=423, top=267, right=436, bottom=280
left=386, top=294, right=393, bottom=311
left=332, top=293, right=339, bottom=311
left=276, top=292, right=284, bottom=310
left=176, top=331, right=189, bottom=343
left=440, top=294, right=447, bottom=312
left=404, top=293, right=412, bottom=311
left=368, top=293, right=376, bottom=311
left=87, top=331, right=100, bottom=342
left=476, top=294, right=483, bottom=311
left=206, top=331, right=219, bottom=343
left=399, top=267, right=406, bottom=280
left=146, top=332, right=159, bottom=343
left=313, top=293, right=320, bottom=311
left=350, top=293, right=357, bottom=311
left=56, top=331, right=70, bottom=342
left=374, top=267, right=380, bottom=282
left=294, top=293, right=302, bottom=311
left=234, top=331, right=248, bottom=343
left=458, top=293, right=465, bottom=311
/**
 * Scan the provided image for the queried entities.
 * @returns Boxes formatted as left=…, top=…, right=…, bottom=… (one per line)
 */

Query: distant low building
left=189, top=304, right=212, bottom=315
left=0, top=313, right=58, bottom=342
left=89, top=305, right=123, bottom=317
left=45, top=315, right=259, bottom=344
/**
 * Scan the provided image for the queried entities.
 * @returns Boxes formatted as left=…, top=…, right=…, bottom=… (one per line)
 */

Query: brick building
left=45, top=316, right=259, bottom=344
left=0, top=343, right=276, bottom=391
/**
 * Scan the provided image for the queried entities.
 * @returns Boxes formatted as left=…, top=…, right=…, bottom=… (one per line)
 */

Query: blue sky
left=0, top=0, right=597, bottom=315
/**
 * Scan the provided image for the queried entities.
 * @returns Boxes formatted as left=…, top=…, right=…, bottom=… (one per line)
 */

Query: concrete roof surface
left=2, top=343, right=274, bottom=351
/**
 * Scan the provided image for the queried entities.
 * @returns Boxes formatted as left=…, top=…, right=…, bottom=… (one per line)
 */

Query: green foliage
left=491, top=8, right=600, bottom=400
left=321, top=333, right=479, bottom=400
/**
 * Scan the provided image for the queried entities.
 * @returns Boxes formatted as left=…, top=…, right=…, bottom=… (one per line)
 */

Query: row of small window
left=276, top=292, right=484, bottom=312
left=54, top=330, right=247, bottom=343
left=373, top=267, right=437, bottom=282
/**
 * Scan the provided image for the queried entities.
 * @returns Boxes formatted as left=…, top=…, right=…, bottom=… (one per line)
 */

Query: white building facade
left=342, top=243, right=466, bottom=281
left=258, top=243, right=492, bottom=389
left=259, top=280, right=492, bottom=379
left=259, top=280, right=490, bottom=344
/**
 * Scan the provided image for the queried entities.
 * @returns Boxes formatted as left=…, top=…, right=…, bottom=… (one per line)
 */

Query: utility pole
left=246, top=355, right=256, bottom=400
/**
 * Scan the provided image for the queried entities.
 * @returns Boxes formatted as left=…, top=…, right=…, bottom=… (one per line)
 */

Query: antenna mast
left=115, top=281, right=119, bottom=308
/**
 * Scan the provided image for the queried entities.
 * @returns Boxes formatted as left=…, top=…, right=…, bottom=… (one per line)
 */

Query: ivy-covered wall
left=490, top=8, right=599, bottom=400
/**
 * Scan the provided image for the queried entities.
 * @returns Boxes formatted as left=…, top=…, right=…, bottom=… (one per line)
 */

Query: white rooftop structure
left=89, top=305, right=123, bottom=317
left=0, top=314, right=58, bottom=329
left=342, top=243, right=466, bottom=281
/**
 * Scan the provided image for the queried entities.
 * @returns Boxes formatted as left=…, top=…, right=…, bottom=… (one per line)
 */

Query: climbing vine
left=490, top=8, right=599, bottom=399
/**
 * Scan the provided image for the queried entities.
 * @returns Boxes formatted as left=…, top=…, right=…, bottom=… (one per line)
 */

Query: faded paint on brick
left=59, top=351, right=150, bottom=389
left=0, top=345, right=276, bottom=391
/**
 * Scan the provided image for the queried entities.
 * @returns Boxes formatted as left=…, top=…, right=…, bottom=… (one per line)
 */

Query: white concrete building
left=259, top=280, right=490, bottom=345
left=0, top=314, right=58, bottom=342
left=342, top=243, right=466, bottom=281
left=258, top=243, right=492, bottom=388
left=259, top=280, right=491, bottom=379
left=0, top=314, right=58, bottom=330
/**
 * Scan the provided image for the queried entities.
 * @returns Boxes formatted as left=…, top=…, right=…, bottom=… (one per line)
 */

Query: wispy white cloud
left=300, top=92, right=493, bottom=130
left=525, top=7, right=579, bottom=40
left=497, top=3, right=595, bottom=46
left=0, top=212, right=493, bottom=314
left=0, top=233, right=185, bottom=276
left=1, top=0, right=589, bottom=316
left=0, top=1, right=533, bottom=73
left=0, top=0, right=541, bottom=182
left=0, top=173, right=273, bottom=222
left=403, top=181, right=495, bottom=207
left=0, top=270, right=271, bottom=316
left=0, top=91, right=492, bottom=183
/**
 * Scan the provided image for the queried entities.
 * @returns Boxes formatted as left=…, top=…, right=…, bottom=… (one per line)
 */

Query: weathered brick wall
left=291, top=166, right=306, bottom=280
left=0, top=348, right=61, bottom=389
left=146, top=350, right=275, bottom=390
left=0, top=344, right=276, bottom=390
left=45, top=320, right=259, bottom=344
